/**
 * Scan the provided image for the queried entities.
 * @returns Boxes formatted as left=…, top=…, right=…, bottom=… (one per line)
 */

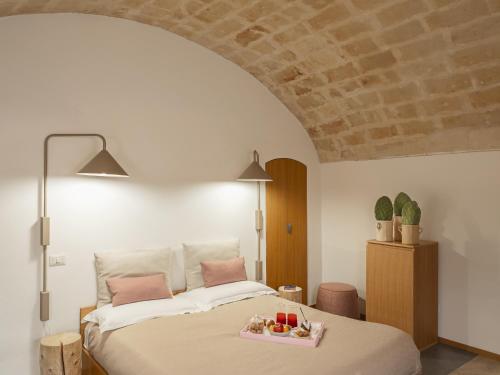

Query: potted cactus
left=400, top=201, right=422, bottom=245
left=393, top=192, right=411, bottom=242
left=374, top=196, right=394, bottom=242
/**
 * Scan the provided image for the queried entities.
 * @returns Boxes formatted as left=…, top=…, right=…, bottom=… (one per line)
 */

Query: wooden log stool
left=316, top=282, right=360, bottom=319
left=278, top=286, right=303, bottom=303
left=40, top=332, right=82, bottom=375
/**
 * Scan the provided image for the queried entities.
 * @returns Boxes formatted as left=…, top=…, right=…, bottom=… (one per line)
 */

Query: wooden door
left=265, top=158, right=307, bottom=304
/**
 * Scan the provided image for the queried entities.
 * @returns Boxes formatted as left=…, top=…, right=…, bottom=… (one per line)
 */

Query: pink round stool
left=316, top=282, right=359, bottom=319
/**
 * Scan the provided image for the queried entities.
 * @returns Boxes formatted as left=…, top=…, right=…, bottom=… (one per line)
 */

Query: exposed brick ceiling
left=2, top=0, right=500, bottom=162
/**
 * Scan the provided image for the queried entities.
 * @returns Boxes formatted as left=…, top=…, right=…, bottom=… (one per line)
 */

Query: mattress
left=87, top=295, right=421, bottom=375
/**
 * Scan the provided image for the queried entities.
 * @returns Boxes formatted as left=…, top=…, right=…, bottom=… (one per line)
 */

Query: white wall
left=321, top=151, right=500, bottom=355
left=0, top=14, right=321, bottom=374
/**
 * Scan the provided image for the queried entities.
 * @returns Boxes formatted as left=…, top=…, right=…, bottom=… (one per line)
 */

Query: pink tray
left=240, top=321, right=325, bottom=348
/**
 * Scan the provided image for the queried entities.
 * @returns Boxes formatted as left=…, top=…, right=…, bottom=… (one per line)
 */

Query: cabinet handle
left=287, top=224, right=292, bottom=234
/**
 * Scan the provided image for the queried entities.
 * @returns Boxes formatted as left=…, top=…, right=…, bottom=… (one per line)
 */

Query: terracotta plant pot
left=376, top=220, right=393, bottom=242
left=393, top=216, right=402, bottom=242
left=400, top=224, right=422, bottom=245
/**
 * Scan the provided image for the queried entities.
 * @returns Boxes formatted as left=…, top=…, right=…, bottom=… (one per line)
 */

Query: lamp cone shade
left=237, top=161, right=272, bottom=181
left=77, top=149, right=128, bottom=177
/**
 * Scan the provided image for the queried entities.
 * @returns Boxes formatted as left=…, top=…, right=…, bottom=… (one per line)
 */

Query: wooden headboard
left=79, top=289, right=187, bottom=342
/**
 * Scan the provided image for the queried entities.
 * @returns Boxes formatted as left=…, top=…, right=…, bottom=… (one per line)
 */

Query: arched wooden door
left=265, top=158, right=307, bottom=304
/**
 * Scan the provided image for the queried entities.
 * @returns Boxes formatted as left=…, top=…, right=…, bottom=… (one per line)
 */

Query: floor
left=450, top=357, right=500, bottom=374
left=421, top=344, right=500, bottom=374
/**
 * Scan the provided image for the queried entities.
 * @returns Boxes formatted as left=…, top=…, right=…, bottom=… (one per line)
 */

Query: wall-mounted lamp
left=40, top=134, right=128, bottom=321
left=237, top=150, right=273, bottom=282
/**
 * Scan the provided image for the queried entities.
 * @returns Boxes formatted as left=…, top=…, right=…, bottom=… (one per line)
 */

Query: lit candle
left=287, top=313, right=298, bottom=328
left=276, top=312, right=286, bottom=325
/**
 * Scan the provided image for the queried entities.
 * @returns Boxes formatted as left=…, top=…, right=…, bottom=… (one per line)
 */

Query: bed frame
left=80, top=305, right=107, bottom=375
left=80, top=289, right=186, bottom=375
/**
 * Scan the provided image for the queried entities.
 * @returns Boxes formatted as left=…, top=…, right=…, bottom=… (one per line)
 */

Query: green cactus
left=374, top=196, right=393, bottom=221
left=394, top=192, right=411, bottom=216
left=402, top=201, right=421, bottom=225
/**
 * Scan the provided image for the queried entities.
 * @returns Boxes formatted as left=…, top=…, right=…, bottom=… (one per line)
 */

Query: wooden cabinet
left=265, top=158, right=307, bottom=304
left=366, top=240, right=438, bottom=350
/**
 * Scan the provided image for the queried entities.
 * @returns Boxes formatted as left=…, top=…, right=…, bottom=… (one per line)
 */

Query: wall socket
left=49, top=254, right=66, bottom=267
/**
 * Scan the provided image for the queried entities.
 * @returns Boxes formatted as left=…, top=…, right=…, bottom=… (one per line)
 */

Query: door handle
left=287, top=224, right=292, bottom=234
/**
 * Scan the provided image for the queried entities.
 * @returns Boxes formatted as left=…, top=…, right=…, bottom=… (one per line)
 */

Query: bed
left=81, top=294, right=421, bottom=375
left=81, top=241, right=422, bottom=375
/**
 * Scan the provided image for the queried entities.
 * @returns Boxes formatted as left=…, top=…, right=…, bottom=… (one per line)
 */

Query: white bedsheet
left=84, top=281, right=277, bottom=333
left=179, top=280, right=278, bottom=310
left=83, top=293, right=202, bottom=332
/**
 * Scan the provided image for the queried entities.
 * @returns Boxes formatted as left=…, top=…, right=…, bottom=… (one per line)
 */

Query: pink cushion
left=106, top=274, right=173, bottom=307
left=201, top=257, right=247, bottom=288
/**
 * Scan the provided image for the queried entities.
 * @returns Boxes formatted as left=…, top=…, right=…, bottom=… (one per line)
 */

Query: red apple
left=274, top=323, right=284, bottom=333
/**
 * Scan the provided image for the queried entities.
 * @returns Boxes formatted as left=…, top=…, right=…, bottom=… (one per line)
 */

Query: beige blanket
left=87, top=295, right=421, bottom=375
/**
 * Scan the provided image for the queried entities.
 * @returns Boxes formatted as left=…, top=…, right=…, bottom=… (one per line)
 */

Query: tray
left=240, top=320, right=325, bottom=347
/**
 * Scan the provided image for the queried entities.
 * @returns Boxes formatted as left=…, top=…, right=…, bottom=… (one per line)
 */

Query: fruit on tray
left=265, top=319, right=275, bottom=328
left=269, top=323, right=290, bottom=333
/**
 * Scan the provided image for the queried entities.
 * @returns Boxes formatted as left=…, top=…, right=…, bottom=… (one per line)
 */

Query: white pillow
left=182, top=280, right=277, bottom=310
left=183, top=239, right=240, bottom=291
left=94, top=248, right=172, bottom=308
left=83, top=294, right=201, bottom=333
left=169, top=245, right=186, bottom=292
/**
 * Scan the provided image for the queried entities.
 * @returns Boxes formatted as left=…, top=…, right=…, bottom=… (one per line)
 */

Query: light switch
left=49, top=254, right=66, bottom=267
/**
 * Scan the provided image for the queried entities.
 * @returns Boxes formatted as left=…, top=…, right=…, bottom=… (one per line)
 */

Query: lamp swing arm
left=40, top=133, right=107, bottom=321
left=41, top=133, right=107, bottom=245
left=42, top=133, right=106, bottom=216
left=236, top=150, right=272, bottom=282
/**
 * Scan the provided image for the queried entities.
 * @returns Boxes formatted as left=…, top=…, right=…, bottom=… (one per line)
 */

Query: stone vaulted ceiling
left=2, top=0, right=500, bottom=162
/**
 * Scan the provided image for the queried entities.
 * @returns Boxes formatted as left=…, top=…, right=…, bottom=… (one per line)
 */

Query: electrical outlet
left=49, top=254, right=66, bottom=267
